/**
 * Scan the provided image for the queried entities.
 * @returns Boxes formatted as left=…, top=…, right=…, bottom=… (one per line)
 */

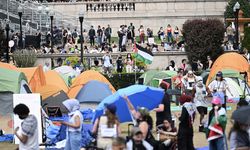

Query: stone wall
left=48, top=0, right=227, bottom=36
left=35, top=51, right=187, bottom=70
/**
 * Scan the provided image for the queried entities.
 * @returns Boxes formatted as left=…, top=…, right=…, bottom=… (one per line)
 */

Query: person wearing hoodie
left=59, top=99, right=83, bottom=150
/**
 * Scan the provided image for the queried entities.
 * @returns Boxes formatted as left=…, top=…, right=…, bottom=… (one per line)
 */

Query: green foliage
left=225, top=0, right=250, bottom=18
left=182, top=19, right=225, bottom=65
left=13, top=50, right=37, bottom=67
left=64, top=56, right=80, bottom=67
left=63, top=56, right=88, bottom=69
left=104, top=73, right=143, bottom=90
left=242, top=27, right=250, bottom=51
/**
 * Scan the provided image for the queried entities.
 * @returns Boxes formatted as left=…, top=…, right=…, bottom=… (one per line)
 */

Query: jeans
left=65, top=131, right=82, bottom=150
left=209, top=137, right=225, bottom=150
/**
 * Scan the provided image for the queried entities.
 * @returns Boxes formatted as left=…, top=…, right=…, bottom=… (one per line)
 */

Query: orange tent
left=67, top=70, right=116, bottom=98
left=0, top=62, right=17, bottom=70
left=206, top=52, right=250, bottom=85
left=18, top=65, right=46, bottom=92
left=44, top=70, right=68, bottom=93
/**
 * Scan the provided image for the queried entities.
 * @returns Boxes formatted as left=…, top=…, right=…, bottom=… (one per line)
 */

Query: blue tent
left=76, top=80, right=112, bottom=103
left=94, top=85, right=164, bottom=123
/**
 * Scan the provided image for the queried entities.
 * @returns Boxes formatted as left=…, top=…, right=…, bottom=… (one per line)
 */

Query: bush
left=242, top=27, right=250, bottom=51
left=104, top=73, right=143, bottom=90
left=13, top=49, right=37, bottom=67
left=225, top=0, right=250, bottom=19
left=182, top=19, right=225, bottom=65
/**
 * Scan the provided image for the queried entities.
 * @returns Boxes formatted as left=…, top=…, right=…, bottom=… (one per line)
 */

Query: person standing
left=92, top=104, right=121, bottom=149
left=226, top=24, right=234, bottom=44
left=139, top=25, right=145, bottom=44
left=208, top=71, right=233, bottom=109
left=125, top=53, right=133, bottom=73
left=97, top=25, right=103, bottom=46
left=166, top=60, right=177, bottom=71
left=116, top=54, right=123, bottom=73
left=207, top=56, right=213, bottom=69
left=13, top=104, right=39, bottom=150
left=117, top=25, right=124, bottom=51
left=177, top=95, right=196, bottom=150
left=166, top=24, right=173, bottom=43
left=102, top=50, right=112, bottom=75
left=192, top=77, right=211, bottom=132
left=158, top=27, right=165, bottom=46
left=207, top=97, right=227, bottom=150
left=154, top=92, right=172, bottom=127
left=59, top=99, right=83, bottom=150
left=88, top=26, right=96, bottom=46
left=173, top=26, right=179, bottom=42
left=105, top=24, right=112, bottom=44
left=129, top=23, right=135, bottom=43
left=180, top=59, right=188, bottom=73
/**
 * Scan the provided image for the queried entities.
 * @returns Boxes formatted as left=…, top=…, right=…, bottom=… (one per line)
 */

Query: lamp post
left=38, top=6, right=43, bottom=31
left=5, top=23, right=10, bottom=63
left=79, top=11, right=84, bottom=65
left=49, top=10, right=55, bottom=53
left=18, top=5, right=23, bottom=49
left=233, top=2, right=240, bottom=51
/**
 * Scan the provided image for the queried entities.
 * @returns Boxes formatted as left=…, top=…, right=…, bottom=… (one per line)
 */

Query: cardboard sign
left=13, top=94, right=42, bottom=144
left=148, top=37, right=155, bottom=44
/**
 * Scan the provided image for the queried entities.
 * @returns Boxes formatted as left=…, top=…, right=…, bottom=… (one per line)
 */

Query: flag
left=133, top=43, right=154, bottom=64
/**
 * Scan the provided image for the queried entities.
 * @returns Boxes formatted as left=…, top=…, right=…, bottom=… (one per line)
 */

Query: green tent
left=0, top=67, right=28, bottom=93
left=139, top=70, right=159, bottom=85
left=152, top=70, right=177, bottom=79
left=211, top=69, right=244, bottom=81
left=139, top=70, right=177, bottom=86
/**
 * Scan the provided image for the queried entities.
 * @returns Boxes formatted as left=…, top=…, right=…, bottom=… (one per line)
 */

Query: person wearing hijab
left=177, top=95, right=196, bottom=150
left=60, top=99, right=83, bottom=150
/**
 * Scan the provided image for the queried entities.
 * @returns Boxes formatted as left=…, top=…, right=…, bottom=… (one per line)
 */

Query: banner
left=13, top=94, right=42, bottom=144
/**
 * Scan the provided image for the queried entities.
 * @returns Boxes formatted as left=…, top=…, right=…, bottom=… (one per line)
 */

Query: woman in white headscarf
left=60, top=99, right=83, bottom=150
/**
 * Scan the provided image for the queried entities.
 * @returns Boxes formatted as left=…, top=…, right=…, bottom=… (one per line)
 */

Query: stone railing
left=86, top=2, right=135, bottom=12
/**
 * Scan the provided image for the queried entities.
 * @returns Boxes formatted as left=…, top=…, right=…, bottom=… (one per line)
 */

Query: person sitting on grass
left=157, top=119, right=177, bottom=150
left=13, top=104, right=39, bottom=150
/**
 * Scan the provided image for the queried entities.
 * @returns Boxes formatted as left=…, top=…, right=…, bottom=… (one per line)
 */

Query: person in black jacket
left=177, top=95, right=196, bottom=150
left=88, top=26, right=96, bottom=46
left=116, top=55, right=123, bottom=73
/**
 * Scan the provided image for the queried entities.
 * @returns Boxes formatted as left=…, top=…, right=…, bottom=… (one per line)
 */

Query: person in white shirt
left=208, top=71, right=233, bottom=108
left=102, top=50, right=112, bottom=74
left=43, top=62, right=50, bottom=72
left=59, top=99, right=83, bottom=150
left=13, top=104, right=39, bottom=150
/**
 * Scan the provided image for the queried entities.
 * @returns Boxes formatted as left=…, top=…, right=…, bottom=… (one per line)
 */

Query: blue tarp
left=76, top=80, right=112, bottom=103
left=0, top=134, right=13, bottom=142
left=94, top=85, right=164, bottom=123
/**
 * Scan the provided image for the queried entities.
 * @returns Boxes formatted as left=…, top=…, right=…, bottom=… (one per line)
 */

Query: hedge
left=104, top=73, right=143, bottom=90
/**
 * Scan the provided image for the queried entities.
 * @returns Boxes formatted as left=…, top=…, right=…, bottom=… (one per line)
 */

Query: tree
left=182, top=19, right=225, bottom=65
left=242, top=27, right=250, bottom=51
left=225, top=0, right=250, bottom=18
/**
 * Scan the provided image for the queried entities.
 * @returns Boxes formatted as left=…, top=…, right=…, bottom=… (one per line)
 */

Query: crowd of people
left=37, top=23, right=185, bottom=55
